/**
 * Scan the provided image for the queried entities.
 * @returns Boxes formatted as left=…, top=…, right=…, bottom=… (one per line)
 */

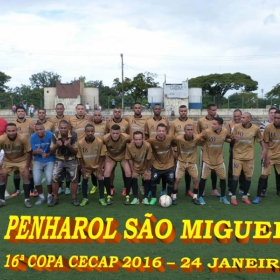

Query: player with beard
left=103, top=124, right=131, bottom=205
left=48, top=103, right=71, bottom=195
left=169, top=105, right=197, bottom=197
left=0, top=123, right=32, bottom=208
left=125, top=131, right=152, bottom=205
left=197, top=103, right=220, bottom=197
left=77, top=124, right=106, bottom=206
left=11, top=106, right=34, bottom=197
left=35, top=108, right=55, bottom=132
left=49, top=120, right=79, bottom=207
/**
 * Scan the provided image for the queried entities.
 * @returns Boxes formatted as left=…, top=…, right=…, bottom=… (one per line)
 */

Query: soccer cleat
left=186, top=190, right=194, bottom=197
left=131, top=198, right=139, bottom=205
left=71, top=197, right=80, bottom=206
left=143, top=198, right=150, bottom=205
left=33, top=190, right=39, bottom=197
left=80, top=198, right=89, bottom=206
left=99, top=198, right=107, bottom=206
left=211, top=189, right=221, bottom=197
left=111, top=188, right=115, bottom=196
left=24, top=199, right=32, bottom=208
left=107, top=195, right=113, bottom=205
left=161, top=189, right=167, bottom=196
left=65, top=188, right=71, bottom=195
left=140, top=186, right=145, bottom=195
left=192, top=198, right=200, bottom=205
left=172, top=199, right=177, bottom=205
left=0, top=200, right=6, bottom=207
left=58, top=187, right=64, bottom=194
left=35, top=197, right=45, bottom=206
left=252, top=197, right=261, bottom=204
left=12, top=190, right=21, bottom=197
left=261, top=190, right=267, bottom=197
left=122, top=188, right=126, bottom=196
left=231, top=196, right=238, bottom=206
left=104, top=188, right=107, bottom=195
left=150, top=198, right=157, bottom=205
left=47, top=195, right=53, bottom=204
left=90, top=185, right=98, bottom=194
left=198, top=197, right=206, bottom=205
left=48, top=198, right=59, bottom=207
left=220, top=196, right=230, bottom=205
left=242, top=196, right=251, bottom=205
left=124, top=195, right=130, bottom=205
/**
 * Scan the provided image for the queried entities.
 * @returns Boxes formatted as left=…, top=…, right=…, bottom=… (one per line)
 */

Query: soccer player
left=30, top=122, right=55, bottom=206
left=103, top=124, right=131, bottom=205
left=107, top=107, right=129, bottom=133
left=147, top=123, right=175, bottom=205
left=259, top=106, right=278, bottom=197
left=49, top=120, right=79, bottom=207
left=36, top=108, right=55, bottom=132
left=173, top=124, right=203, bottom=205
left=77, top=124, right=106, bottom=206
left=169, top=104, right=197, bottom=197
left=252, top=109, right=280, bottom=203
left=12, top=106, right=34, bottom=197
left=197, top=103, right=220, bottom=196
left=230, top=112, right=265, bottom=205
left=48, top=103, right=71, bottom=195
left=0, top=123, right=32, bottom=208
left=125, top=131, right=152, bottom=205
left=225, top=109, right=246, bottom=196
left=197, top=117, right=231, bottom=205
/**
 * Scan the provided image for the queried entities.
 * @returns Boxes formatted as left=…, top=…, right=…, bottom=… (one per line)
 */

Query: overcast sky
left=1, top=0, right=280, bottom=97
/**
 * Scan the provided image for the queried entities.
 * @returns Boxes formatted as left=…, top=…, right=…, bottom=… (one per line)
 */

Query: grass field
left=1, top=144, right=280, bottom=280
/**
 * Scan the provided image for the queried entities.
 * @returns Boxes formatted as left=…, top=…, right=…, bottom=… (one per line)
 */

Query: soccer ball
left=159, top=195, right=172, bottom=208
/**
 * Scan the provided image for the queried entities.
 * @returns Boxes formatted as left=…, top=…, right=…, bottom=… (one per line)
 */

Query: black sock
left=23, top=183, right=30, bottom=199
left=125, top=177, right=132, bottom=196
left=257, top=177, right=266, bottom=197
left=82, top=178, right=88, bottom=198
left=220, top=179, right=226, bottom=197
left=66, top=181, right=70, bottom=188
left=276, top=173, right=280, bottom=190
left=167, top=184, right=173, bottom=196
left=185, top=172, right=191, bottom=192
left=59, top=181, right=63, bottom=189
left=162, top=176, right=166, bottom=191
left=104, top=177, right=111, bottom=195
left=98, top=180, right=105, bottom=199
left=0, top=183, right=5, bottom=200
left=243, top=179, right=251, bottom=195
left=91, top=173, right=97, bottom=186
left=151, top=184, right=157, bottom=198
left=231, top=180, right=238, bottom=196
left=132, top=178, right=138, bottom=198
left=14, top=177, right=20, bottom=191
left=211, top=171, right=217, bottom=190
left=29, top=177, right=34, bottom=192
left=144, top=180, right=151, bottom=198
left=199, top=179, right=206, bottom=197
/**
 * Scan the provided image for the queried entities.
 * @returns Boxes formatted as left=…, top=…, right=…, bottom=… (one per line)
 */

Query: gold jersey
left=48, top=115, right=71, bottom=132
left=225, top=120, right=239, bottom=135
left=77, top=137, right=106, bottom=169
left=200, top=128, right=229, bottom=165
left=125, top=115, right=149, bottom=138
left=93, top=121, right=107, bottom=140
left=0, top=133, right=31, bottom=163
left=41, top=120, right=55, bottom=132
left=148, top=135, right=174, bottom=170
left=106, top=119, right=129, bottom=134
left=125, top=141, right=152, bottom=173
left=144, top=117, right=169, bottom=139
left=69, top=115, right=93, bottom=140
left=12, top=119, right=34, bottom=138
left=263, top=123, right=280, bottom=163
left=232, top=123, right=263, bottom=160
left=103, top=133, right=130, bottom=162
left=197, top=116, right=214, bottom=133
left=174, top=134, right=204, bottom=164
left=169, top=118, right=197, bottom=136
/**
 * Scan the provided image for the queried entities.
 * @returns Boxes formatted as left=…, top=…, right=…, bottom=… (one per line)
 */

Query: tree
left=29, top=71, right=61, bottom=89
left=227, top=91, right=259, bottom=109
left=113, top=72, right=159, bottom=105
left=266, top=83, right=280, bottom=100
left=188, top=72, right=258, bottom=108
left=0, top=71, right=11, bottom=92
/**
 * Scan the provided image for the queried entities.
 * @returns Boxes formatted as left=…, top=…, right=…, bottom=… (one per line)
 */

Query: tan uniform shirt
left=77, top=137, right=106, bottom=169
left=125, top=115, right=148, bottom=138
left=69, top=115, right=93, bottom=140
left=12, top=119, right=34, bottom=138
left=169, top=118, right=197, bottom=136
left=263, top=123, right=280, bottom=163
left=106, top=119, right=129, bottom=134
left=197, top=116, right=214, bottom=133
left=232, top=123, right=263, bottom=160
left=0, top=133, right=31, bottom=163
left=144, top=117, right=169, bottom=139
left=93, top=121, right=107, bottom=140
left=48, top=115, right=71, bottom=132
left=125, top=141, right=152, bottom=173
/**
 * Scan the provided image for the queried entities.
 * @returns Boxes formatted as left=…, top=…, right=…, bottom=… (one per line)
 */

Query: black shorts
left=52, top=159, right=79, bottom=183
left=151, top=167, right=174, bottom=185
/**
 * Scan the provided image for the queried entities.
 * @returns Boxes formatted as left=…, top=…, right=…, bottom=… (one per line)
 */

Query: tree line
left=0, top=70, right=279, bottom=110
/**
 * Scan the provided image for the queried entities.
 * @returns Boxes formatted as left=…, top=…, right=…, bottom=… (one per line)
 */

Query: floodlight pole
left=121, top=53, right=124, bottom=110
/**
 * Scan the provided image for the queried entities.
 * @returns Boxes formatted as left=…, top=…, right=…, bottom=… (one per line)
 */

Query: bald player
left=0, top=123, right=32, bottom=208
left=197, top=103, right=220, bottom=197
left=230, top=112, right=265, bottom=205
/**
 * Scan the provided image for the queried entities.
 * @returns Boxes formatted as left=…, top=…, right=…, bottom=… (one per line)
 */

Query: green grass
left=1, top=144, right=279, bottom=280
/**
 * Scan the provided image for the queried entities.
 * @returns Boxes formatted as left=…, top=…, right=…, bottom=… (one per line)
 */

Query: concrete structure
left=44, top=81, right=99, bottom=114
left=189, top=88, right=202, bottom=109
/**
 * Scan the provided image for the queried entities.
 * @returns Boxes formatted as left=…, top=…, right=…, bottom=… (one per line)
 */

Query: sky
left=1, top=0, right=280, bottom=97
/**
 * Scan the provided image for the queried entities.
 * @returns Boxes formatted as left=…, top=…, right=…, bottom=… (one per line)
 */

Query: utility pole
left=121, top=53, right=124, bottom=110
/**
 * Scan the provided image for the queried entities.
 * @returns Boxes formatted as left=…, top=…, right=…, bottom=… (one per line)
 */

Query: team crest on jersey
left=178, top=125, right=181, bottom=129
left=94, top=147, right=98, bottom=152
left=205, top=125, right=209, bottom=129
left=151, top=124, right=154, bottom=129
left=132, top=120, right=137, bottom=124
